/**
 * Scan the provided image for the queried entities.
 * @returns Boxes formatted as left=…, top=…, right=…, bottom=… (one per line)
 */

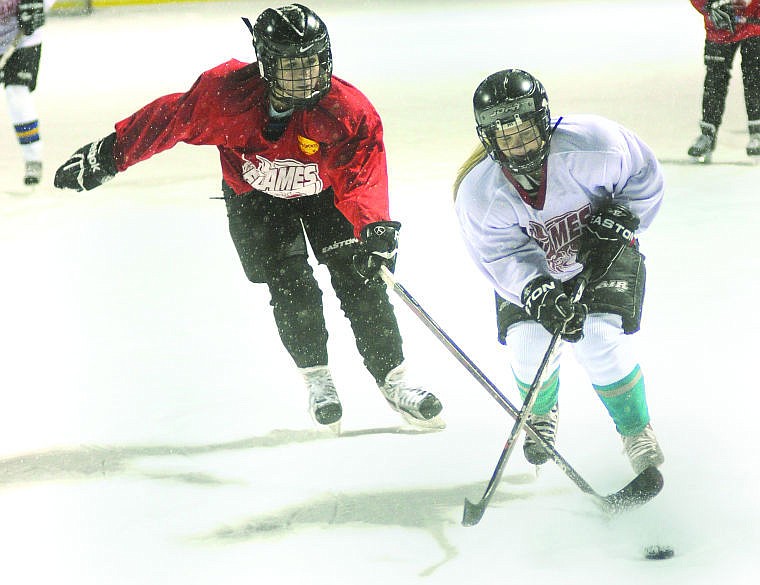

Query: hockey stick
left=378, top=266, right=663, bottom=517
left=461, top=277, right=586, bottom=526
left=0, top=31, right=24, bottom=71
left=462, top=327, right=561, bottom=525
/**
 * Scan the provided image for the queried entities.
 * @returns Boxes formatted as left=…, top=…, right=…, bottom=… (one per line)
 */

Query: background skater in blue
left=453, top=69, right=665, bottom=475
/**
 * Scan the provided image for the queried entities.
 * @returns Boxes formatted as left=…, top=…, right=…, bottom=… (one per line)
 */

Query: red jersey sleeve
left=314, top=81, right=391, bottom=236
left=112, top=60, right=255, bottom=172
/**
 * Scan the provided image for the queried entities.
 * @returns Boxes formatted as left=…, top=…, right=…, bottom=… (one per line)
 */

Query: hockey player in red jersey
left=688, top=0, right=760, bottom=161
left=54, top=4, right=443, bottom=431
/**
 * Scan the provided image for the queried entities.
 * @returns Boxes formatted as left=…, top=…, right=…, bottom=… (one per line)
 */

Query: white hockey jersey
left=454, top=114, right=664, bottom=306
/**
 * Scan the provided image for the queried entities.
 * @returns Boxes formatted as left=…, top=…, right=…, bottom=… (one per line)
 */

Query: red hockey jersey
left=113, top=59, right=390, bottom=236
left=691, top=0, right=760, bottom=43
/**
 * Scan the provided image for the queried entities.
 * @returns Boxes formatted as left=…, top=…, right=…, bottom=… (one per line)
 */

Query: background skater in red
left=54, top=4, right=443, bottom=431
left=688, top=0, right=760, bottom=162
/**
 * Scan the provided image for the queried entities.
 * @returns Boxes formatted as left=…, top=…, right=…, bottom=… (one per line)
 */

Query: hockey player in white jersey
left=453, top=69, right=665, bottom=475
left=0, top=0, right=56, bottom=185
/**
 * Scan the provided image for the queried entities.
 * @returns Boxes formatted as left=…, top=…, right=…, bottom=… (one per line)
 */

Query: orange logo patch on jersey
left=297, top=135, right=320, bottom=156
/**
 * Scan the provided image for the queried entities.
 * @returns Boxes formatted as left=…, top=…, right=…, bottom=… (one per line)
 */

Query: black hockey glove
left=577, top=202, right=640, bottom=283
left=522, top=276, right=588, bottom=342
left=353, top=220, right=401, bottom=282
left=54, top=133, right=119, bottom=192
left=708, top=0, right=736, bottom=32
left=17, top=1, right=45, bottom=36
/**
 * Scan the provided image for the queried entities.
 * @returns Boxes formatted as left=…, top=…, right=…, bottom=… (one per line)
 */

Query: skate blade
left=313, top=420, right=341, bottom=436
left=748, top=155, right=760, bottom=166
left=399, top=412, right=446, bottom=430
left=325, top=420, right=342, bottom=435
left=689, top=153, right=712, bottom=164
left=309, top=408, right=342, bottom=435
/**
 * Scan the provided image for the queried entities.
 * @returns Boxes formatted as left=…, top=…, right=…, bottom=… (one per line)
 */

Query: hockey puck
left=644, top=545, right=674, bottom=560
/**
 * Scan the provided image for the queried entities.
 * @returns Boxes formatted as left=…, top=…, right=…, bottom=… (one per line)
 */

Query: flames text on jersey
left=528, top=205, right=591, bottom=272
left=241, top=154, right=324, bottom=198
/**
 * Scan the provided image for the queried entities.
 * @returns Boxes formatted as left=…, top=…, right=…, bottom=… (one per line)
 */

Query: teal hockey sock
left=594, top=364, right=650, bottom=436
left=514, top=366, right=559, bottom=415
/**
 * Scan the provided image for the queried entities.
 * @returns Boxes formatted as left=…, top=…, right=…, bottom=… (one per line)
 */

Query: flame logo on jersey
left=528, top=206, right=591, bottom=273
left=297, top=135, right=320, bottom=156
left=241, top=155, right=323, bottom=198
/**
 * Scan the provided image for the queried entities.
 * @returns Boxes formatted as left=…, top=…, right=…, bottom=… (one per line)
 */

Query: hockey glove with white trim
left=353, top=221, right=401, bottom=282
left=522, top=276, right=587, bottom=342
left=578, top=202, right=640, bottom=282
left=54, top=133, right=119, bottom=192
left=17, top=1, right=45, bottom=36
left=707, top=0, right=735, bottom=32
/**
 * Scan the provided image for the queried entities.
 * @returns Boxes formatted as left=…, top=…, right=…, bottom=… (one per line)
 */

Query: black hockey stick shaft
left=461, top=328, right=561, bottom=526
left=461, top=277, right=586, bottom=525
left=379, top=266, right=663, bottom=514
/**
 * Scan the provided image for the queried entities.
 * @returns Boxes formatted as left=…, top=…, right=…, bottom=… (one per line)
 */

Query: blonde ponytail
left=453, top=144, right=488, bottom=202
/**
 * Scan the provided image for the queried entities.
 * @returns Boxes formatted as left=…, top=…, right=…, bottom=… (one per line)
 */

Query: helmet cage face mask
left=267, top=50, right=332, bottom=108
left=477, top=108, right=551, bottom=174
left=253, top=5, right=333, bottom=109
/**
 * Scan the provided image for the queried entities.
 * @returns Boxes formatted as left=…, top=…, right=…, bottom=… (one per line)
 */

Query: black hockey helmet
left=247, top=4, right=333, bottom=109
left=473, top=69, right=552, bottom=174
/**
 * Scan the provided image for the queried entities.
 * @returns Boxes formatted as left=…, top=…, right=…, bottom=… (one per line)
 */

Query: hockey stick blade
left=597, top=465, right=664, bottom=514
left=463, top=466, right=664, bottom=524
left=464, top=465, right=663, bottom=524
left=462, top=497, right=488, bottom=527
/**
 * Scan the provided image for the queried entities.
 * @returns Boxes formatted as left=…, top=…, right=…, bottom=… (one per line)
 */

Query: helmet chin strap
left=269, top=91, right=295, bottom=113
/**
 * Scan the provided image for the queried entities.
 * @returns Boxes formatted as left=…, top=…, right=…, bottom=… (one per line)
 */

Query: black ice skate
left=523, top=404, right=558, bottom=466
left=687, top=122, right=717, bottom=163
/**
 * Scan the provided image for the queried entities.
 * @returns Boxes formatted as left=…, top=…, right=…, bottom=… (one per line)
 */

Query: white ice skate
left=379, top=362, right=444, bottom=429
left=523, top=404, right=558, bottom=467
left=621, top=423, right=665, bottom=474
left=301, top=365, right=342, bottom=434
left=24, top=161, right=42, bottom=186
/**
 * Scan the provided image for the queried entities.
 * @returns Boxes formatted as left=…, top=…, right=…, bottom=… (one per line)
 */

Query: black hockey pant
left=701, top=36, right=760, bottom=128
left=224, top=184, right=404, bottom=384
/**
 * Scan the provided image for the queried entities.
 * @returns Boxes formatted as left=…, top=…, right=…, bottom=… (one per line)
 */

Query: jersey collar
left=501, top=162, right=548, bottom=210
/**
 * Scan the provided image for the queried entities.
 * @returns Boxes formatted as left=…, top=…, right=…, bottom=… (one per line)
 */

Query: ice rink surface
left=1, top=1, right=759, bottom=583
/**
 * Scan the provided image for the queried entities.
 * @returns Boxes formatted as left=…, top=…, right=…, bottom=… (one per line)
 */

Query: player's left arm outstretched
left=54, top=64, right=233, bottom=192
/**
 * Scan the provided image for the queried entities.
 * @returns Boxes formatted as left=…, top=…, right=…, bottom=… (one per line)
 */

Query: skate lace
left=748, top=134, right=760, bottom=149
left=391, top=384, right=429, bottom=410
left=525, top=408, right=558, bottom=443
left=305, top=369, right=338, bottom=405
left=623, top=426, right=658, bottom=459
